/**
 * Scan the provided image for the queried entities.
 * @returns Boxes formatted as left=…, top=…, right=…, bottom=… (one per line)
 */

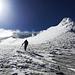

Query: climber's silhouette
left=22, top=40, right=28, bottom=51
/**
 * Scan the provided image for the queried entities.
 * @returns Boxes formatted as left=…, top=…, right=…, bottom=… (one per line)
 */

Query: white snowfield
left=0, top=17, right=75, bottom=45
left=0, top=17, right=75, bottom=75
left=28, top=18, right=75, bottom=44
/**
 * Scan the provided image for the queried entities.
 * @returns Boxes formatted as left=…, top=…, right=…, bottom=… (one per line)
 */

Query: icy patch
left=68, top=68, right=75, bottom=72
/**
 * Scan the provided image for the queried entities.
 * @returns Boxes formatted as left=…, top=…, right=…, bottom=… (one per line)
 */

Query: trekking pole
left=19, top=43, right=23, bottom=49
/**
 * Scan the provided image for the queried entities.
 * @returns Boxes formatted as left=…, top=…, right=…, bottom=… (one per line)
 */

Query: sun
left=0, top=0, right=6, bottom=14
left=0, top=1, right=3, bottom=11
left=0, top=0, right=11, bottom=15
left=0, top=0, right=9, bottom=22
left=0, top=0, right=12, bottom=23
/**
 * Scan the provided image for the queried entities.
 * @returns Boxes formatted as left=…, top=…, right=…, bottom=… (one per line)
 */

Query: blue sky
left=0, top=0, right=75, bottom=31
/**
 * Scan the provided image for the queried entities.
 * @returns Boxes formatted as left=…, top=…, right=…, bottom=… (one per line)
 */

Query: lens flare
left=0, top=0, right=8, bottom=15
left=0, top=0, right=4, bottom=12
left=0, top=0, right=12, bottom=23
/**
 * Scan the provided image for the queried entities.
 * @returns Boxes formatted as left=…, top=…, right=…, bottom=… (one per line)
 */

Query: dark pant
left=24, top=44, right=28, bottom=51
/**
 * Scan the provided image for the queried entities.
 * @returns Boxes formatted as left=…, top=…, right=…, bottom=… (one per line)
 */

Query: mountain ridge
left=0, top=17, right=75, bottom=45
left=27, top=17, right=75, bottom=44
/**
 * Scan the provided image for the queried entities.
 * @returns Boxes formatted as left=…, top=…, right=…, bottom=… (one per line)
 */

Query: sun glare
left=0, top=1, right=3, bottom=11
left=0, top=0, right=12, bottom=23
left=0, top=0, right=6, bottom=14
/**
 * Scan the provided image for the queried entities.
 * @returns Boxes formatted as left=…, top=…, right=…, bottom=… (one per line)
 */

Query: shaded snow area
left=0, top=18, right=75, bottom=75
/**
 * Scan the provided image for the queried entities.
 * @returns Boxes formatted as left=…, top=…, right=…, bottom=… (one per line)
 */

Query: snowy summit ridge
left=58, top=17, right=75, bottom=31
left=59, top=17, right=73, bottom=26
left=0, top=17, right=75, bottom=45
left=28, top=17, right=75, bottom=44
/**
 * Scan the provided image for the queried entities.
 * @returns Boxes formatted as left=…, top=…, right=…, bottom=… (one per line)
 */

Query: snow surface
left=68, top=68, right=75, bottom=72
left=0, top=18, right=75, bottom=75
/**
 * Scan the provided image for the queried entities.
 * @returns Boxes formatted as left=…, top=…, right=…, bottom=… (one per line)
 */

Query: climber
left=22, top=39, right=28, bottom=51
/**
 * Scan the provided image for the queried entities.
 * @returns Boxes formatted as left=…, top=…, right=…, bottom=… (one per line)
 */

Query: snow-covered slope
left=0, top=17, right=75, bottom=75
left=0, top=17, right=75, bottom=45
left=28, top=18, right=75, bottom=44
